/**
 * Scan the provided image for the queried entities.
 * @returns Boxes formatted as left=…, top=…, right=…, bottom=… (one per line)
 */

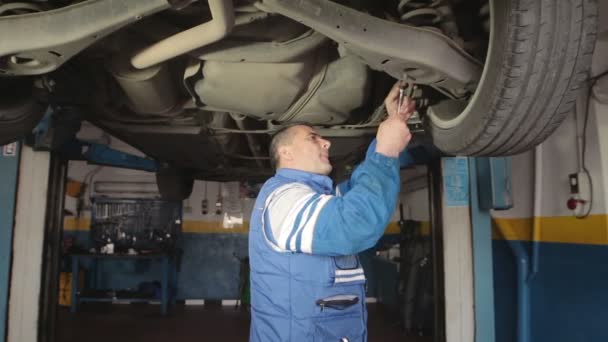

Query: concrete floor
left=56, top=303, right=431, bottom=342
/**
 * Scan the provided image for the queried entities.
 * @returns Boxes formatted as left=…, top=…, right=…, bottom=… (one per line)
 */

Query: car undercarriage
left=0, top=0, right=598, bottom=198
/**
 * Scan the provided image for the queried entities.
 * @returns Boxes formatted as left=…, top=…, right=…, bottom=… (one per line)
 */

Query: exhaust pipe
left=131, top=0, right=234, bottom=69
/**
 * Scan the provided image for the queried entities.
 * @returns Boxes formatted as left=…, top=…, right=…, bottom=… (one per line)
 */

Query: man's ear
left=278, top=145, right=293, bottom=162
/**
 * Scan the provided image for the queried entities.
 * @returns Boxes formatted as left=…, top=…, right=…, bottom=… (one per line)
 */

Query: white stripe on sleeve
left=275, top=192, right=315, bottom=249
left=288, top=199, right=315, bottom=251
left=299, top=194, right=332, bottom=253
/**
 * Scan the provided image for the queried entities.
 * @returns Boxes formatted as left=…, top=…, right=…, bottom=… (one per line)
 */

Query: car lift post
left=0, top=142, right=21, bottom=342
left=434, top=156, right=512, bottom=342
left=0, top=141, right=55, bottom=342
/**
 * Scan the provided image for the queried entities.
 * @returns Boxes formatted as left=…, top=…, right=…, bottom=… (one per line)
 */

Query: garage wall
left=491, top=20, right=608, bottom=342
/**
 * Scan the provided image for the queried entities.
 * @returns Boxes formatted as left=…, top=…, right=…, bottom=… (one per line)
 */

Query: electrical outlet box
left=568, top=172, right=591, bottom=217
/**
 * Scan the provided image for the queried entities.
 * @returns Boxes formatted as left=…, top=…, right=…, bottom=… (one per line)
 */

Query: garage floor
left=56, top=303, right=430, bottom=342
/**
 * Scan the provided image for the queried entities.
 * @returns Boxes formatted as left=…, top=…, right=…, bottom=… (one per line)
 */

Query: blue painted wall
left=178, top=233, right=248, bottom=299
left=530, top=243, right=608, bottom=342
left=492, top=240, right=518, bottom=342
left=493, top=240, right=608, bottom=342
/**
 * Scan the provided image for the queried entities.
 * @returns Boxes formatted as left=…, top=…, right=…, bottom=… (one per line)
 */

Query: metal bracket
left=32, top=106, right=82, bottom=151
left=475, top=157, right=513, bottom=210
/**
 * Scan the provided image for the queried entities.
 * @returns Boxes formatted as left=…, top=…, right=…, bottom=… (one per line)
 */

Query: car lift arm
left=59, top=139, right=158, bottom=173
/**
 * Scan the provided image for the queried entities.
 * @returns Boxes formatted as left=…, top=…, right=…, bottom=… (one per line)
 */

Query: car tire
left=156, top=167, right=194, bottom=201
left=429, top=0, right=597, bottom=156
left=0, top=79, right=45, bottom=146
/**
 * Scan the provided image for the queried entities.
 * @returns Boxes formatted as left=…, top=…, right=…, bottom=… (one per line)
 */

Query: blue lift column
left=0, top=142, right=20, bottom=342
left=439, top=156, right=512, bottom=342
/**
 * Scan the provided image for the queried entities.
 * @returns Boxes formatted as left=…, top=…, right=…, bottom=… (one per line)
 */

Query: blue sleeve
left=335, top=139, right=413, bottom=197
left=312, top=151, right=401, bottom=256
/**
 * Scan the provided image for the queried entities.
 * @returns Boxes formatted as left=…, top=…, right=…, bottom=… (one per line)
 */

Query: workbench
left=69, top=252, right=177, bottom=315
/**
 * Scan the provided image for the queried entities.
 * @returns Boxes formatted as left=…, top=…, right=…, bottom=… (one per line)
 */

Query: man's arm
left=336, top=139, right=415, bottom=196
left=313, top=150, right=401, bottom=255
left=265, top=150, right=400, bottom=256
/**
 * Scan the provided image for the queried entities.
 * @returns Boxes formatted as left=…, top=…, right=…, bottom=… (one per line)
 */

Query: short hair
left=269, top=122, right=312, bottom=170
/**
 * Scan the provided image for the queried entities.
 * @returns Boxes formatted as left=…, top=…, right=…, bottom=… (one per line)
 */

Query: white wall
left=392, top=166, right=431, bottom=222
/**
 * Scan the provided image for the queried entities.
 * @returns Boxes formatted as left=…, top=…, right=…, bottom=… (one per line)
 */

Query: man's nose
left=320, top=138, right=331, bottom=149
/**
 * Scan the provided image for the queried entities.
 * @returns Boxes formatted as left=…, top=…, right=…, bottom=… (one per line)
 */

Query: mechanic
left=249, top=81, right=415, bottom=342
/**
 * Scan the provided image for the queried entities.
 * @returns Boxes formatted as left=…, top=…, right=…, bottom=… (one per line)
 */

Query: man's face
left=280, top=125, right=332, bottom=175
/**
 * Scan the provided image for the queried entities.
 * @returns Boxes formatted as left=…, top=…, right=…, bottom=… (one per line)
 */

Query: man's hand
left=375, top=81, right=415, bottom=158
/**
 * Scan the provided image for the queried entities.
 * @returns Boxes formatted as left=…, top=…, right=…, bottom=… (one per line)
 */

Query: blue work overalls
left=249, top=143, right=402, bottom=342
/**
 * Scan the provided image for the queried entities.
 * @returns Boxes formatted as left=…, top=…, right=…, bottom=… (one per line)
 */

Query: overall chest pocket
left=313, top=295, right=365, bottom=342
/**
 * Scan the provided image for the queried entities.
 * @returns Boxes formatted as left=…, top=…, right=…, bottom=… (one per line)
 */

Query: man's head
left=269, top=124, right=332, bottom=175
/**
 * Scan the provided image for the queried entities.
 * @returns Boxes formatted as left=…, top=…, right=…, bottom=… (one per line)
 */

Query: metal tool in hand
left=398, top=75, right=425, bottom=133
left=397, top=76, right=415, bottom=115
left=397, top=82, right=407, bottom=115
